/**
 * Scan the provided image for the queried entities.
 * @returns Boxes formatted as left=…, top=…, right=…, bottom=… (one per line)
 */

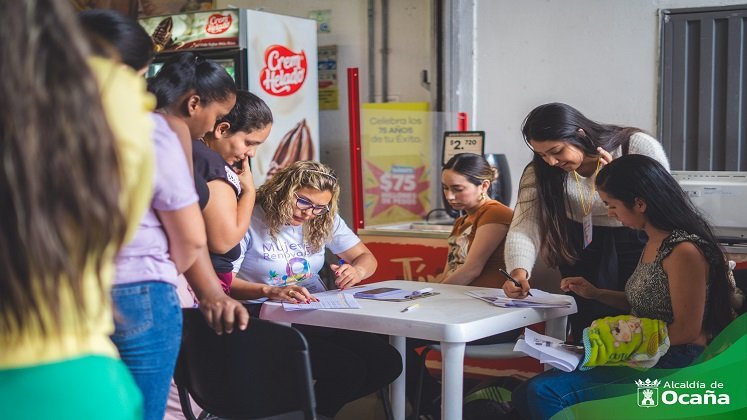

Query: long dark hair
left=147, top=52, right=236, bottom=110
left=596, top=154, right=735, bottom=337
left=78, top=9, right=154, bottom=71
left=0, top=0, right=127, bottom=335
left=443, top=153, right=498, bottom=195
left=219, top=90, right=273, bottom=134
left=520, top=102, right=642, bottom=266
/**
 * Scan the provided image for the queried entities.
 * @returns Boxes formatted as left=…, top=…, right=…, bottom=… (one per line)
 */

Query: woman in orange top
left=440, top=153, right=514, bottom=287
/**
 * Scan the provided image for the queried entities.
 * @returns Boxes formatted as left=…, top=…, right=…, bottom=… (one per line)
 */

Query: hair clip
left=306, top=169, right=337, bottom=181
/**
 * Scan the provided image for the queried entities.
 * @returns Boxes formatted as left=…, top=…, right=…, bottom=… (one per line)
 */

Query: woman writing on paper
left=503, top=103, right=670, bottom=339
left=229, top=161, right=402, bottom=419
left=512, top=154, right=735, bottom=420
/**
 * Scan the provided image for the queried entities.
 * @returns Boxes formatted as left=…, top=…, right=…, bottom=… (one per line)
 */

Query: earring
left=480, top=192, right=487, bottom=200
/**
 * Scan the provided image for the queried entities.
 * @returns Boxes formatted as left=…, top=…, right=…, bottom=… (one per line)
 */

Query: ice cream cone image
left=267, top=119, right=314, bottom=178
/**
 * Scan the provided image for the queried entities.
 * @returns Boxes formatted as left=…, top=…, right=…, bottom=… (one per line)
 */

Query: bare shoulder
left=669, top=241, right=705, bottom=259
left=663, top=241, right=708, bottom=273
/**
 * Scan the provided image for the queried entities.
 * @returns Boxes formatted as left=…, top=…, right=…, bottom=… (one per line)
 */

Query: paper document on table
left=465, top=289, right=573, bottom=308
left=282, top=292, right=361, bottom=311
left=513, top=328, right=583, bottom=372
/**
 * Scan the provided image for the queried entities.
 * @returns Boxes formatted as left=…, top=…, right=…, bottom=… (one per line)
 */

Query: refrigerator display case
left=139, top=9, right=319, bottom=185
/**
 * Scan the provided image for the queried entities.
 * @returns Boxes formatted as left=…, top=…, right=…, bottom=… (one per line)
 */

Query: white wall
left=471, top=0, right=746, bottom=206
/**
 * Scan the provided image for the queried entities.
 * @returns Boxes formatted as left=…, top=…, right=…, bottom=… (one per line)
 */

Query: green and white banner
left=554, top=313, right=747, bottom=419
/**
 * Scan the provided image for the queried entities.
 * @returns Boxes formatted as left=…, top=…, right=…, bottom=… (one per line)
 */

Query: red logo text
left=205, top=14, right=232, bottom=34
left=260, top=45, right=307, bottom=96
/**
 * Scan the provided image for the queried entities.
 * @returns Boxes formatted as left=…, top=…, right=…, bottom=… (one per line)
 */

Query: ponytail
left=148, top=52, right=236, bottom=109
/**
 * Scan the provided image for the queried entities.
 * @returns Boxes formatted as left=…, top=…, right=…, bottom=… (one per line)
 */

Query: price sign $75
left=379, top=172, right=416, bottom=191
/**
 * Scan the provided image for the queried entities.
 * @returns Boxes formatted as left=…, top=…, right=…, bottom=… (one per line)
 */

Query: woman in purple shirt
left=80, top=10, right=248, bottom=419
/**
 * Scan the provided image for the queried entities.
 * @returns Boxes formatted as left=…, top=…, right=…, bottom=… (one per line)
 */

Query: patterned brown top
left=625, top=230, right=714, bottom=323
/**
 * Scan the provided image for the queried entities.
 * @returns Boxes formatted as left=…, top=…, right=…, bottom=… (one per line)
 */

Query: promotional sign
left=361, top=102, right=431, bottom=225
left=139, top=10, right=240, bottom=51
left=362, top=239, right=447, bottom=284
left=442, top=131, right=485, bottom=165
left=318, top=45, right=339, bottom=110
left=244, top=9, right=319, bottom=185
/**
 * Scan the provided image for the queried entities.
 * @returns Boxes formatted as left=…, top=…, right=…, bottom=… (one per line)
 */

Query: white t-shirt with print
left=233, top=207, right=361, bottom=290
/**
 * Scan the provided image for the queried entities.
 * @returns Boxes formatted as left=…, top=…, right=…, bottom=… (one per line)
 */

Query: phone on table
left=354, top=287, right=402, bottom=299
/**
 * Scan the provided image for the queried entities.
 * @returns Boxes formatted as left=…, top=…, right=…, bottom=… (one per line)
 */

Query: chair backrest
left=175, top=308, right=316, bottom=420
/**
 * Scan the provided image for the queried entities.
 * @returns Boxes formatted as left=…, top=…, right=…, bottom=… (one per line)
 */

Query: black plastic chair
left=175, top=308, right=316, bottom=420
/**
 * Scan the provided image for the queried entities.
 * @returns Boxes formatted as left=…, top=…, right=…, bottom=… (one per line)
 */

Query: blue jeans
left=111, top=281, right=182, bottom=420
left=513, top=344, right=704, bottom=419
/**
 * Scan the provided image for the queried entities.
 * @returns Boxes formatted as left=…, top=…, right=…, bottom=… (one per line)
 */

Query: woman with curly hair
left=230, top=161, right=403, bottom=419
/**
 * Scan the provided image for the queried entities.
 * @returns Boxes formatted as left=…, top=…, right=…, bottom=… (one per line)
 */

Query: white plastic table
left=259, top=280, right=576, bottom=420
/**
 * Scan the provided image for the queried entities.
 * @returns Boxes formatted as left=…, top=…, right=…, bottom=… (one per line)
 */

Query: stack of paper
left=513, top=328, right=583, bottom=372
left=282, top=291, right=361, bottom=311
left=465, top=289, right=573, bottom=308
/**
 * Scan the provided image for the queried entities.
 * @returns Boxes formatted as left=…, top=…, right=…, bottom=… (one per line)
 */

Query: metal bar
left=381, top=0, right=389, bottom=102
left=368, top=0, right=375, bottom=102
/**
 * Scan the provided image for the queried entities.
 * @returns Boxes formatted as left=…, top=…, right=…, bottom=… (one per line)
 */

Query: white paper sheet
left=465, top=289, right=573, bottom=308
left=282, top=291, right=361, bottom=311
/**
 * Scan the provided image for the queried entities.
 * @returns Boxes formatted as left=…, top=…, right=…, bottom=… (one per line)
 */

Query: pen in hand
left=499, top=268, right=533, bottom=297
left=334, top=259, right=346, bottom=278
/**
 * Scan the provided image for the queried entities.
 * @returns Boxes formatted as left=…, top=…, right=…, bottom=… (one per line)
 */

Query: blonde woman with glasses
left=229, top=161, right=402, bottom=419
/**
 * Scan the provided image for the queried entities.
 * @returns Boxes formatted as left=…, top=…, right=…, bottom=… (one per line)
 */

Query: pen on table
left=410, top=287, right=433, bottom=296
left=498, top=268, right=533, bottom=296
left=401, top=303, right=420, bottom=313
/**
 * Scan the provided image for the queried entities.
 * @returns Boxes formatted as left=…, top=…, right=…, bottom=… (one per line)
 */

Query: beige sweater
left=504, top=132, right=670, bottom=277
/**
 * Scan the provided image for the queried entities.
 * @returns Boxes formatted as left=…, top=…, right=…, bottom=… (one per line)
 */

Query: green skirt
left=0, top=355, right=142, bottom=419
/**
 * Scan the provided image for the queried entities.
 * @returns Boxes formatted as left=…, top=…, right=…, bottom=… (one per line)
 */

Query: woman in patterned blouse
left=512, top=154, right=735, bottom=420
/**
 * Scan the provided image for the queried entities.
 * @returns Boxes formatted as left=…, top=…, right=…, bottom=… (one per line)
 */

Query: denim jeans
left=513, top=344, right=704, bottom=419
left=111, top=281, right=182, bottom=420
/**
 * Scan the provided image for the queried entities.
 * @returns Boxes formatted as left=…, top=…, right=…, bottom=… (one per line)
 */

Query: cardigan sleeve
left=504, top=164, right=542, bottom=277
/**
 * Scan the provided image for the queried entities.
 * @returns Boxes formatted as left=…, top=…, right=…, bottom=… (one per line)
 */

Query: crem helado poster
left=361, top=102, right=431, bottom=226
left=243, top=9, right=319, bottom=186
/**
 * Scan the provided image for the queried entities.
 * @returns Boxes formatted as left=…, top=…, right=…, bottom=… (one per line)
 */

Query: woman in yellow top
left=0, top=1, right=155, bottom=418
